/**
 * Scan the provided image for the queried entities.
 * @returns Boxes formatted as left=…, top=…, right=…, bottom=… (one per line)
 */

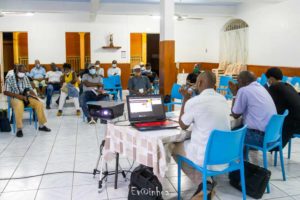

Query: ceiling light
left=1, top=11, right=35, bottom=17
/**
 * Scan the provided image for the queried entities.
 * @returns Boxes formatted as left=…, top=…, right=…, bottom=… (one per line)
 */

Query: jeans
left=46, top=83, right=61, bottom=107
left=80, top=91, right=108, bottom=118
left=245, top=128, right=277, bottom=148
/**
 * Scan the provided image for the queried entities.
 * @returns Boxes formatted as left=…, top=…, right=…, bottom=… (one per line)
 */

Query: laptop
left=126, top=95, right=179, bottom=131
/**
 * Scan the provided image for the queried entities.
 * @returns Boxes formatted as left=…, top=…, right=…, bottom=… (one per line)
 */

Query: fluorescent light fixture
left=1, top=11, right=35, bottom=16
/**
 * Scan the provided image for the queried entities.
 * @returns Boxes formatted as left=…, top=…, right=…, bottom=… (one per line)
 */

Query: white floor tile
left=35, top=187, right=72, bottom=200
left=4, top=177, right=42, bottom=192
left=0, top=190, right=37, bottom=200
left=39, top=174, right=73, bottom=189
left=72, top=184, right=108, bottom=200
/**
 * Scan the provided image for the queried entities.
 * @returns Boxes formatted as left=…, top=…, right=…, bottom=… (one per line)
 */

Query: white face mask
left=95, top=65, right=100, bottom=68
left=17, top=72, right=25, bottom=79
left=112, top=64, right=117, bottom=68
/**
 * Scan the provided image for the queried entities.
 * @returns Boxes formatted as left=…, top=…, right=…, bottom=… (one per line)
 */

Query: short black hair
left=63, top=63, right=72, bottom=69
left=265, top=67, right=283, bottom=81
left=186, top=72, right=198, bottom=84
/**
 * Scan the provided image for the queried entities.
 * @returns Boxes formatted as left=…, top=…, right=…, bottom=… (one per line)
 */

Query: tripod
left=92, top=119, right=128, bottom=192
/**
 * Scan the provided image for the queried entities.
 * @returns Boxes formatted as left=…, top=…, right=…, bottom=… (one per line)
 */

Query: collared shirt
left=96, top=68, right=104, bottom=77
left=82, top=73, right=102, bottom=92
left=128, top=76, right=151, bottom=94
left=107, top=67, right=121, bottom=77
left=233, top=81, right=277, bottom=131
left=30, top=66, right=46, bottom=79
left=46, top=71, right=63, bottom=83
left=5, top=74, right=33, bottom=94
left=181, top=89, right=231, bottom=167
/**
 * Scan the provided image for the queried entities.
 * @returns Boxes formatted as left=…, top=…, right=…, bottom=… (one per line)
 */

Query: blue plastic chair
left=258, top=73, right=268, bottom=86
left=103, top=77, right=119, bottom=101
left=164, top=84, right=182, bottom=112
left=216, top=76, right=234, bottom=100
left=108, top=75, right=123, bottom=100
left=245, top=110, right=288, bottom=193
left=291, top=77, right=300, bottom=86
left=282, top=76, right=289, bottom=83
left=7, top=97, right=38, bottom=133
left=280, top=134, right=300, bottom=160
left=177, top=126, right=247, bottom=200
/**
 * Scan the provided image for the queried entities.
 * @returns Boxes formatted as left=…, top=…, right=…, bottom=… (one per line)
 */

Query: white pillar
left=160, top=0, right=175, bottom=41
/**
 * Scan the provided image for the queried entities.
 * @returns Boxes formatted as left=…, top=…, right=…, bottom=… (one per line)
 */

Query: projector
left=87, top=101, right=124, bottom=120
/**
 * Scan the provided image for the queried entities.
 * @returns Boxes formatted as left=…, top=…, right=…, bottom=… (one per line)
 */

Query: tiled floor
left=1, top=94, right=300, bottom=200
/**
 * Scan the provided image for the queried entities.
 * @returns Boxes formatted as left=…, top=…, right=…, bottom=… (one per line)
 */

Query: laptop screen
left=126, top=95, right=166, bottom=122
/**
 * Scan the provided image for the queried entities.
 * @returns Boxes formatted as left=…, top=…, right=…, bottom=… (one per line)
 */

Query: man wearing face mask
left=107, top=60, right=121, bottom=77
left=128, top=65, right=152, bottom=96
left=4, top=64, right=51, bottom=137
left=95, top=60, right=104, bottom=77
left=172, top=71, right=230, bottom=197
left=30, top=59, right=47, bottom=98
left=45, top=63, right=63, bottom=109
left=80, top=64, right=107, bottom=124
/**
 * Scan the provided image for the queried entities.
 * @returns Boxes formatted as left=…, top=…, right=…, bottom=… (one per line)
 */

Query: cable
left=125, top=161, right=135, bottom=177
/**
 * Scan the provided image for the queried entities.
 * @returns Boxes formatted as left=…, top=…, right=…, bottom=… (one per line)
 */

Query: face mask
left=193, top=68, right=200, bottom=74
left=36, top=64, right=40, bottom=68
left=145, top=69, right=151, bottom=73
left=95, top=65, right=100, bottom=68
left=89, top=69, right=96, bottom=75
left=17, top=72, right=25, bottom=79
left=112, top=64, right=117, bottom=68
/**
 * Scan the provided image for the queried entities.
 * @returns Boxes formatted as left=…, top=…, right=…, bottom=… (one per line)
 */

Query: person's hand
left=179, top=86, right=192, bottom=100
left=229, top=81, right=238, bottom=96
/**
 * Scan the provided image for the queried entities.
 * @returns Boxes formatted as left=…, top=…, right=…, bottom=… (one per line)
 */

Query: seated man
left=80, top=64, right=107, bottom=124
left=95, top=60, right=104, bottom=77
left=172, top=71, right=231, bottom=197
left=107, top=60, right=121, bottom=76
left=265, top=67, right=300, bottom=148
left=45, top=63, right=62, bottom=109
left=229, top=71, right=277, bottom=146
left=128, top=65, right=152, bottom=95
left=30, top=59, right=47, bottom=98
left=4, top=64, right=51, bottom=137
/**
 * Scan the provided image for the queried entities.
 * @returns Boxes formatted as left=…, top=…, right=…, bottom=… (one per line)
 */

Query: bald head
left=238, top=71, right=256, bottom=88
left=195, top=71, right=216, bottom=93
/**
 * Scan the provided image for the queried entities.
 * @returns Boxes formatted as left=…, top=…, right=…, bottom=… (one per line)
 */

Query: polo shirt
left=233, top=81, right=277, bottom=131
left=181, top=89, right=231, bottom=167
left=82, top=73, right=102, bottom=92
left=30, top=66, right=46, bottom=79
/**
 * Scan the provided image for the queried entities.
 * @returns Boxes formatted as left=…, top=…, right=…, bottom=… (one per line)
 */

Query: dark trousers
left=282, top=119, right=300, bottom=148
left=46, top=83, right=61, bottom=107
left=79, top=91, right=108, bottom=118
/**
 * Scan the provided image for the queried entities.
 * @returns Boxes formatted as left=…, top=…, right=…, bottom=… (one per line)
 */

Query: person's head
left=63, top=63, right=72, bottom=74
left=95, top=60, right=101, bottom=68
left=265, top=67, right=283, bottom=86
left=139, top=62, right=145, bottom=68
left=195, top=71, right=216, bottom=94
left=35, top=60, right=40, bottom=68
left=84, top=62, right=90, bottom=70
left=15, top=64, right=26, bottom=79
left=193, top=63, right=201, bottom=74
left=146, top=63, right=152, bottom=71
left=237, top=71, right=257, bottom=88
left=186, top=73, right=198, bottom=86
left=88, top=64, right=96, bottom=75
left=112, top=60, right=117, bottom=68
left=133, top=65, right=142, bottom=77
left=50, top=63, right=57, bottom=71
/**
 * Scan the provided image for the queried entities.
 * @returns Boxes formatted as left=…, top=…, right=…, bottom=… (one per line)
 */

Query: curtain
left=220, top=28, right=249, bottom=65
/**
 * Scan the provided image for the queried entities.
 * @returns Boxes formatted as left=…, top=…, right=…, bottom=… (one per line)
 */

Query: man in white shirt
left=172, top=71, right=231, bottom=197
left=45, top=63, right=62, bottom=109
left=95, top=60, right=104, bottom=77
left=107, top=60, right=121, bottom=77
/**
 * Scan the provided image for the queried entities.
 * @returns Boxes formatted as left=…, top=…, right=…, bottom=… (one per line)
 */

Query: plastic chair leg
left=34, top=112, right=38, bottom=130
left=168, top=104, right=172, bottom=112
left=177, top=158, right=182, bottom=200
left=274, top=151, right=278, bottom=166
left=29, top=110, right=32, bottom=125
left=288, top=139, right=292, bottom=159
left=203, top=174, right=207, bottom=200
left=12, top=112, right=16, bottom=133
left=240, top=165, right=247, bottom=200
left=279, top=146, right=286, bottom=181
left=263, top=150, right=270, bottom=193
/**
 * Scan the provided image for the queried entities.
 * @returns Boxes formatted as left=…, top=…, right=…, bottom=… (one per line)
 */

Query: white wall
left=0, top=13, right=227, bottom=64
left=235, top=0, right=300, bottom=67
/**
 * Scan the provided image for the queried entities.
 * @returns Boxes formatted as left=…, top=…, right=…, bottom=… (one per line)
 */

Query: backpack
left=0, top=110, right=12, bottom=132
left=128, top=165, right=163, bottom=200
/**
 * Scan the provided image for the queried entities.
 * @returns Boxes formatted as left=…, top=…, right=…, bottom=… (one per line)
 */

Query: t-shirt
left=46, top=71, right=63, bottom=83
left=128, top=76, right=151, bottom=94
left=232, top=81, right=277, bottom=131
left=82, top=73, right=102, bottom=92
left=181, top=89, right=231, bottom=167
left=107, top=67, right=121, bottom=76
left=267, top=82, right=300, bottom=121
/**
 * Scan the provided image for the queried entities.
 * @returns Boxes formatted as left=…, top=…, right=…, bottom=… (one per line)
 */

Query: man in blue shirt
left=30, top=59, right=47, bottom=98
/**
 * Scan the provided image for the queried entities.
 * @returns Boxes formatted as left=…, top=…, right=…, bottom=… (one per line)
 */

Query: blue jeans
left=245, top=129, right=265, bottom=147
left=46, top=83, right=61, bottom=107
left=79, top=91, right=108, bottom=118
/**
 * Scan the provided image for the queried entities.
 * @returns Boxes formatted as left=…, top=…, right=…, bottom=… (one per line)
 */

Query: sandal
left=191, top=180, right=217, bottom=200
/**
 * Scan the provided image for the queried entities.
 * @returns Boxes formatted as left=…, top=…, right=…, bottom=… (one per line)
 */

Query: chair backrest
left=203, top=126, right=247, bottom=166
left=282, top=76, right=289, bottom=83
left=218, top=76, right=233, bottom=88
left=170, top=83, right=182, bottom=100
left=264, top=110, right=289, bottom=146
left=110, top=75, right=122, bottom=87
left=291, top=77, right=300, bottom=86
left=103, top=77, right=115, bottom=90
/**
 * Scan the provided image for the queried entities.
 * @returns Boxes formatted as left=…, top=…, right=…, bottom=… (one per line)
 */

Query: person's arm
left=117, top=68, right=121, bottom=76
left=128, top=78, right=139, bottom=95
left=145, top=77, right=152, bottom=94
left=179, top=88, right=193, bottom=130
left=71, top=72, right=77, bottom=85
left=3, top=80, right=26, bottom=101
left=82, top=80, right=102, bottom=88
left=60, top=74, right=65, bottom=84
left=45, top=72, right=49, bottom=84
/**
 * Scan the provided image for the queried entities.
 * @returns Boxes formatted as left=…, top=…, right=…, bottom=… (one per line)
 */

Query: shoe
left=46, top=105, right=51, bottom=109
left=76, top=110, right=81, bottom=116
left=192, top=181, right=216, bottom=199
left=88, top=117, right=96, bottom=124
left=57, top=110, right=63, bottom=116
left=16, top=130, right=23, bottom=137
left=39, top=126, right=51, bottom=132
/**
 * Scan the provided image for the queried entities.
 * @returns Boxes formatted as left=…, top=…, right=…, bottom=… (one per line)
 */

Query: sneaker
left=88, top=117, right=96, bottom=124
left=76, top=110, right=81, bottom=116
left=57, top=110, right=63, bottom=116
left=46, top=105, right=51, bottom=110
left=16, top=130, right=23, bottom=137
left=39, top=126, right=51, bottom=132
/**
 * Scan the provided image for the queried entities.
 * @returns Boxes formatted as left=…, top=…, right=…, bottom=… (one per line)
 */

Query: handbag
left=128, top=165, right=163, bottom=200
left=229, top=161, right=271, bottom=199
left=0, top=110, right=11, bottom=132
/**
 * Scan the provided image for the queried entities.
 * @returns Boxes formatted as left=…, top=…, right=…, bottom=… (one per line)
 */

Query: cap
left=133, top=65, right=141, bottom=70
left=88, top=63, right=95, bottom=69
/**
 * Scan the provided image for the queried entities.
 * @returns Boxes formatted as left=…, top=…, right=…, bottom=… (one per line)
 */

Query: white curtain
left=220, top=28, right=249, bottom=65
